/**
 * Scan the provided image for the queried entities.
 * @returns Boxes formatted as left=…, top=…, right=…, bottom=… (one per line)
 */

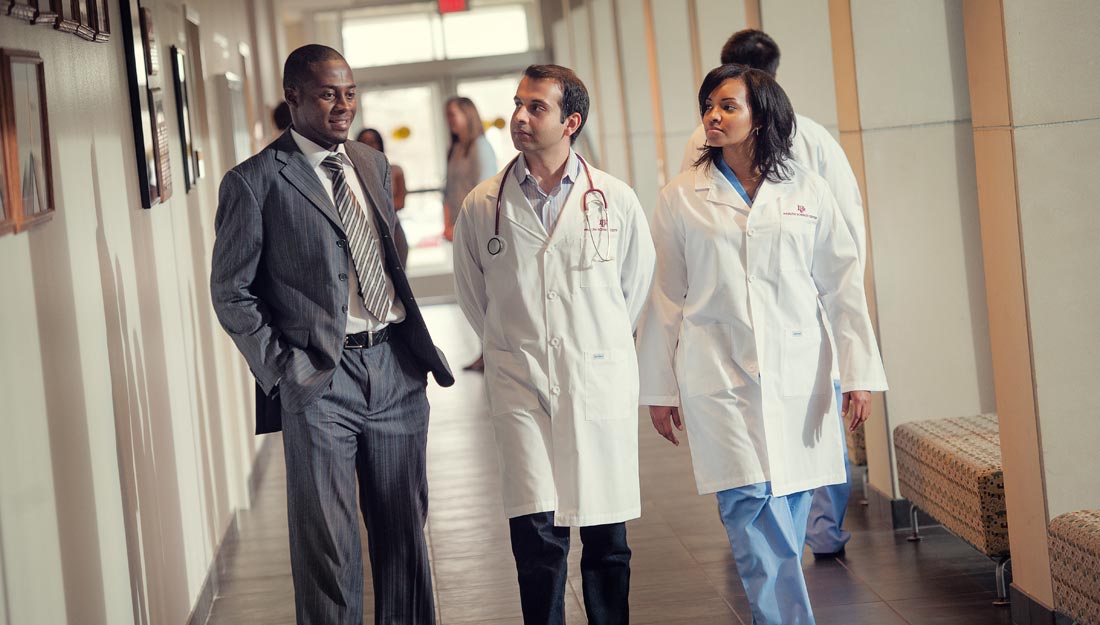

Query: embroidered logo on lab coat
left=782, top=203, right=818, bottom=220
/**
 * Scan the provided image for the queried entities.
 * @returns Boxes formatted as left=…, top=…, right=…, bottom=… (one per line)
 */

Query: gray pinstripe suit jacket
left=211, top=131, right=454, bottom=434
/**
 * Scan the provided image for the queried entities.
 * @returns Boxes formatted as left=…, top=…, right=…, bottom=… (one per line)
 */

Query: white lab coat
left=636, top=163, right=886, bottom=497
left=681, top=114, right=866, bottom=269
left=453, top=159, right=656, bottom=526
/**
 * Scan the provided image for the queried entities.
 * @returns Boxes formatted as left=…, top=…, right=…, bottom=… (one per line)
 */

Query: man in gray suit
left=211, top=44, right=454, bottom=625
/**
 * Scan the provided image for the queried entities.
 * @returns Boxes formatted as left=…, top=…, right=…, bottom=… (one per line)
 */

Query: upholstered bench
left=1050, top=510, right=1100, bottom=625
left=893, top=414, right=1010, bottom=604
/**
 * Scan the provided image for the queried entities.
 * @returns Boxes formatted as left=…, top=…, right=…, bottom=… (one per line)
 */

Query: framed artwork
left=0, top=49, right=55, bottom=235
left=10, top=0, right=57, bottom=25
left=171, top=46, right=198, bottom=191
left=88, top=0, right=109, bottom=41
left=148, top=87, right=172, bottom=202
left=51, top=0, right=86, bottom=37
left=139, top=7, right=159, bottom=76
left=118, top=0, right=163, bottom=208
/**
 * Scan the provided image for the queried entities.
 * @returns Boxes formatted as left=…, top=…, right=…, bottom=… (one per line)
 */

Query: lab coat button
left=551, top=385, right=561, bottom=396
left=748, top=276, right=756, bottom=284
left=748, top=228, right=756, bottom=237
left=547, top=291, right=557, bottom=300
left=746, top=363, right=757, bottom=374
left=550, top=337, right=561, bottom=347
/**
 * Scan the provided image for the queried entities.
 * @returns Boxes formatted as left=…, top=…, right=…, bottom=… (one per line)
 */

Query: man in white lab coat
left=453, top=65, right=655, bottom=625
left=681, top=29, right=867, bottom=558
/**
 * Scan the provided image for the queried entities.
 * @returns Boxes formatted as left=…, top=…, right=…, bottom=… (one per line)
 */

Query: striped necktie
left=321, top=154, right=392, bottom=321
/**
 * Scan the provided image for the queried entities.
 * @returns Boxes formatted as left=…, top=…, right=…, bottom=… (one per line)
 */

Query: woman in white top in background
left=635, top=64, right=887, bottom=625
left=443, top=96, right=498, bottom=371
left=443, top=96, right=497, bottom=242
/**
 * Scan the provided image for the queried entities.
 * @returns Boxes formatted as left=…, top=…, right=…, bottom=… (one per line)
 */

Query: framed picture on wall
left=118, top=0, right=163, bottom=208
left=149, top=87, right=172, bottom=202
left=10, top=0, right=57, bottom=25
left=51, top=0, right=82, bottom=35
left=0, top=48, right=55, bottom=235
left=88, top=0, right=110, bottom=41
left=139, top=6, right=159, bottom=76
left=171, top=46, right=198, bottom=191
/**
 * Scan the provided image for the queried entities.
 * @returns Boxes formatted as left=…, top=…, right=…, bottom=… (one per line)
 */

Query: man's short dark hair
left=273, top=101, right=292, bottom=130
left=283, top=44, right=346, bottom=90
left=720, top=29, right=781, bottom=77
left=523, top=64, right=589, bottom=145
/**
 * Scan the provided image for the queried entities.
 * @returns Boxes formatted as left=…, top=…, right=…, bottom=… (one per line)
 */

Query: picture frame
left=88, top=0, right=109, bottom=42
left=139, top=6, right=159, bottom=76
left=148, top=87, right=172, bottom=202
left=171, top=46, right=198, bottom=191
left=10, top=0, right=57, bottom=25
left=50, top=0, right=82, bottom=35
left=0, top=49, right=55, bottom=235
left=118, top=0, right=163, bottom=208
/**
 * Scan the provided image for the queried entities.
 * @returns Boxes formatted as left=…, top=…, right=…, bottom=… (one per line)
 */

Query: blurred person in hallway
left=452, top=64, right=655, bottom=625
left=639, top=64, right=887, bottom=625
left=443, top=96, right=498, bottom=371
left=210, top=44, right=454, bottom=625
left=357, top=127, right=409, bottom=267
left=443, top=96, right=497, bottom=242
left=682, top=28, right=869, bottom=559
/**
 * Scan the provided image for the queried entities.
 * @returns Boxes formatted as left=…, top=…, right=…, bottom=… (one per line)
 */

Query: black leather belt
left=344, top=327, right=391, bottom=349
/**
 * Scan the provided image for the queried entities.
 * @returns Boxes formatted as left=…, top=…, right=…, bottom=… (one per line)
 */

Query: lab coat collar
left=694, top=162, right=789, bottom=211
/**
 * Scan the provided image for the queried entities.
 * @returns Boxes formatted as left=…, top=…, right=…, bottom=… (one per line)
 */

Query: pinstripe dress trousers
left=281, top=333, right=434, bottom=625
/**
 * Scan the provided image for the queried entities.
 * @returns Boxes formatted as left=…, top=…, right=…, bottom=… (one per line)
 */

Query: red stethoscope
left=487, top=154, right=613, bottom=262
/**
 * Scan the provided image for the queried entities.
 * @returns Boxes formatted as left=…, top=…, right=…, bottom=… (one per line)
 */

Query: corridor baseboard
left=864, top=483, right=938, bottom=530
left=1008, top=584, right=1064, bottom=625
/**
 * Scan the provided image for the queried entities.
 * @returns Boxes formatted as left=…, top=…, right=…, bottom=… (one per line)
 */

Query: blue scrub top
left=716, top=158, right=753, bottom=206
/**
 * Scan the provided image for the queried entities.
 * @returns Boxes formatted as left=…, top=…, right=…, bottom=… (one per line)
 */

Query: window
left=341, top=2, right=536, bottom=69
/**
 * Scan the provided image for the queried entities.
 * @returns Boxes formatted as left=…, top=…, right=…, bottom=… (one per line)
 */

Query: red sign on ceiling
left=438, top=0, right=468, bottom=14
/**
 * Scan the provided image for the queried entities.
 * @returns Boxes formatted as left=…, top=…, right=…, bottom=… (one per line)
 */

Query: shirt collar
left=291, top=128, right=348, bottom=169
left=514, top=150, right=581, bottom=188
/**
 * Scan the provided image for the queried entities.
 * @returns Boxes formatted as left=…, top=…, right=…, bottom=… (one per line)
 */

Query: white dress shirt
left=292, top=129, right=405, bottom=333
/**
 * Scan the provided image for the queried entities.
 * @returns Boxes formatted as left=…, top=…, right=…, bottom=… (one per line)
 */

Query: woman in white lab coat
left=636, top=64, right=887, bottom=625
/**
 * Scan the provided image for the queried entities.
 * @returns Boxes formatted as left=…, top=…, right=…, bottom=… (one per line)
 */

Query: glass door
left=359, top=83, right=448, bottom=272
left=456, top=75, right=520, bottom=171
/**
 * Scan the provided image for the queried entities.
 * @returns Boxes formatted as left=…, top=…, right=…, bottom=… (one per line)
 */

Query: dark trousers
left=282, top=336, right=434, bottom=625
left=509, top=512, right=631, bottom=625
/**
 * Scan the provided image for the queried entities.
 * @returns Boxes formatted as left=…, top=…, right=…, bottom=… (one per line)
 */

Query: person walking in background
left=638, top=64, right=886, bottom=625
left=453, top=64, right=655, bottom=625
left=443, top=96, right=497, bottom=242
left=443, top=96, right=497, bottom=371
left=682, top=28, right=869, bottom=559
left=210, top=44, right=454, bottom=625
left=358, top=128, right=410, bottom=267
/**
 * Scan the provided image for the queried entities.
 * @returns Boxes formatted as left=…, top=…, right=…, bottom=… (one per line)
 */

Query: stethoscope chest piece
left=487, top=235, right=506, bottom=256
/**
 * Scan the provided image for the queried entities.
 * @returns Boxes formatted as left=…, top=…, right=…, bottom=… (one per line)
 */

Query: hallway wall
left=0, top=2, right=282, bottom=623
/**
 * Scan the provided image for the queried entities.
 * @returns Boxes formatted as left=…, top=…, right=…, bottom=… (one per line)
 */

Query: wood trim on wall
left=641, top=0, right=666, bottom=187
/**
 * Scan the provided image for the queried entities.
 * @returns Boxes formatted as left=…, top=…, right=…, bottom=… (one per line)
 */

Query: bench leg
left=907, top=504, right=922, bottom=542
left=860, top=470, right=869, bottom=506
left=993, top=557, right=1011, bottom=606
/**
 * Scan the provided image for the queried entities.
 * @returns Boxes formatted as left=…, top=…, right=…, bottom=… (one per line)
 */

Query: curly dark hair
left=692, top=64, right=795, bottom=183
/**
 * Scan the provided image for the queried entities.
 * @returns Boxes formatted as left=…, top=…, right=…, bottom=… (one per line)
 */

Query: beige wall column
left=963, top=0, right=1100, bottom=612
left=828, top=0, right=997, bottom=498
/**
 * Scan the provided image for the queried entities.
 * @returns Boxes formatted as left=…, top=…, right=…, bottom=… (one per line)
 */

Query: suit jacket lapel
left=273, top=132, right=344, bottom=232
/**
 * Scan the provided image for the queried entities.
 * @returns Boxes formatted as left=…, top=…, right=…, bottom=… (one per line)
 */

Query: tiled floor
left=205, top=304, right=1013, bottom=625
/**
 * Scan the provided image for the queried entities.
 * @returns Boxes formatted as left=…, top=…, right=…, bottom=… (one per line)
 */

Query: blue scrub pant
left=716, top=483, right=816, bottom=625
left=805, top=382, right=851, bottom=555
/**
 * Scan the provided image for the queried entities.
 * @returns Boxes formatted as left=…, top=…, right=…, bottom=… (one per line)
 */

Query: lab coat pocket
left=781, top=327, right=824, bottom=397
left=678, top=324, right=750, bottom=398
left=485, top=349, right=540, bottom=417
left=584, top=349, right=637, bottom=420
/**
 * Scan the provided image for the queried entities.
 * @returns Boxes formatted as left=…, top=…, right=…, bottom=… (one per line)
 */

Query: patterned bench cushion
left=894, top=414, right=1008, bottom=557
left=1050, top=510, right=1100, bottom=625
